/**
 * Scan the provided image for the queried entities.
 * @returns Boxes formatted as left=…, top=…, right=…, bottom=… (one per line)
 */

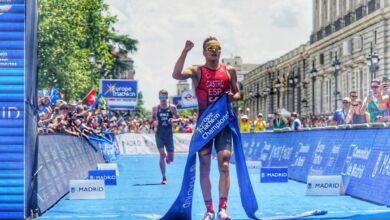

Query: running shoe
left=217, top=209, right=231, bottom=220
left=202, top=211, right=215, bottom=220
left=161, top=177, right=167, bottom=185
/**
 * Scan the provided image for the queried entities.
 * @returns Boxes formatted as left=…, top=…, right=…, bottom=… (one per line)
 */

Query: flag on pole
left=85, top=88, right=95, bottom=106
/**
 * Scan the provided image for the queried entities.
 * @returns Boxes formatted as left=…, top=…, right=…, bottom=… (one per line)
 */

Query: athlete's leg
left=199, top=144, right=213, bottom=214
left=217, top=150, right=231, bottom=207
left=215, top=126, right=232, bottom=215
left=166, top=134, right=175, bottom=163
left=158, top=147, right=167, bottom=178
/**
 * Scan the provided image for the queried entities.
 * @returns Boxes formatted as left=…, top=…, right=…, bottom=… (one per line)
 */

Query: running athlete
left=172, top=37, right=240, bottom=220
left=152, top=89, right=180, bottom=185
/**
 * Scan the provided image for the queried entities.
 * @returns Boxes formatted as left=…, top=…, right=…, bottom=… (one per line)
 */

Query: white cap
left=241, top=114, right=248, bottom=119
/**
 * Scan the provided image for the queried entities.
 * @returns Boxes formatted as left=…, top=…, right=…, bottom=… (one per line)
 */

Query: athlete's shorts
left=155, top=131, right=174, bottom=153
left=201, top=126, right=232, bottom=153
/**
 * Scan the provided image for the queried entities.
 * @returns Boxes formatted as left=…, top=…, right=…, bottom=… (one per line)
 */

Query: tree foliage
left=38, top=0, right=137, bottom=101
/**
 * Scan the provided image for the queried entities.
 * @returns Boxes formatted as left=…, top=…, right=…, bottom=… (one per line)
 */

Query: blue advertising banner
left=88, top=170, right=117, bottom=185
left=0, top=0, right=25, bottom=219
left=100, top=79, right=137, bottom=110
left=240, top=128, right=390, bottom=206
left=260, top=167, right=288, bottom=183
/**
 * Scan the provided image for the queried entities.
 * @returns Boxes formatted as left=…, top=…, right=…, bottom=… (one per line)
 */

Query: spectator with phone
left=363, top=79, right=387, bottom=122
left=345, top=99, right=370, bottom=124
left=238, top=107, right=251, bottom=133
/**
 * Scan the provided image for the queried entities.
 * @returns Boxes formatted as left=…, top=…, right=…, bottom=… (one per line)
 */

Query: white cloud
left=105, top=0, right=312, bottom=110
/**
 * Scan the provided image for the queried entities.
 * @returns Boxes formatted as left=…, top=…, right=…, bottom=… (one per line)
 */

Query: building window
left=374, top=30, right=377, bottom=44
left=320, top=53, right=324, bottom=65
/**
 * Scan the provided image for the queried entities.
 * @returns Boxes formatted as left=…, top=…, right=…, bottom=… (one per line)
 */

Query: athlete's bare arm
left=226, top=65, right=241, bottom=102
left=172, top=40, right=199, bottom=81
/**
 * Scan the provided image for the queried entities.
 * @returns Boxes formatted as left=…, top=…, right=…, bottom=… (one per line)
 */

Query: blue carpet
left=40, top=155, right=390, bottom=220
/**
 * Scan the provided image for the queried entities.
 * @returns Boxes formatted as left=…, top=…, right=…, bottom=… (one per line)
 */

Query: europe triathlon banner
left=0, top=0, right=25, bottom=219
left=172, top=89, right=198, bottom=110
left=100, top=79, right=137, bottom=110
left=240, top=128, right=390, bottom=206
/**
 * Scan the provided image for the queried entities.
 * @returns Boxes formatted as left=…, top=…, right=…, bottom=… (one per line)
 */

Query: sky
left=105, top=0, right=313, bottom=110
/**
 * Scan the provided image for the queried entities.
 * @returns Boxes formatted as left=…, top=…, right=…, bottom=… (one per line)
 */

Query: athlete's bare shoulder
left=225, top=65, right=237, bottom=81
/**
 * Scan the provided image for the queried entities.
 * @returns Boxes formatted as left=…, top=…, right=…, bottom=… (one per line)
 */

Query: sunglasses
left=352, top=104, right=359, bottom=106
left=371, top=85, right=380, bottom=89
left=342, top=101, right=350, bottom=104
left=159, top=96, right=168, bottom=101
left=205, top=44, right=221, bottom=52
left=351, top=95, right=358, bottom=98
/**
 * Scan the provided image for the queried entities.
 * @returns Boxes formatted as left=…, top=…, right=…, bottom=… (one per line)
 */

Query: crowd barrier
left=115, top=133, right=191, bottom=155
left=240, top=128, right=390, bottom=206
left=36, top=135, right=104, bottom=213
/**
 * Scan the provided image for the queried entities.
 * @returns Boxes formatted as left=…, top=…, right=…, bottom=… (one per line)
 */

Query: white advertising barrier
left=69, top=180, right=105, bottom=200
left=97, top=163, right=120, bottom=176
left=116, top=133, right=191, bottom=155
left=306, top=175, right=343, bottom=196
left=246, top=160, right=262, bottom=173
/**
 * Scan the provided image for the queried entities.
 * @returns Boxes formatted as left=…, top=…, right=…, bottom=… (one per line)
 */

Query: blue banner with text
left=240, top=128, right=390, bottom=206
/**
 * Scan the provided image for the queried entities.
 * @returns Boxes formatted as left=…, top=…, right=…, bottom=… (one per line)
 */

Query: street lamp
left=332, top=56, right=340, bottom=109
left=275, top=78, right=281, bottom=108
left=366, top=43, right=380, bottom=80
left=310, top=60, right=318, bottom=114
left=88, top=52, right=96, bottom=89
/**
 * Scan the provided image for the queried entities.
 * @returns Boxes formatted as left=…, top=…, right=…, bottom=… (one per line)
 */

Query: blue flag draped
left=161, top=94, right=259, bottom=220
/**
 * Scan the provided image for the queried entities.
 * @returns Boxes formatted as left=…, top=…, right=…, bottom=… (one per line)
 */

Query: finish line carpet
left=39, top=155, right=390, bottom=220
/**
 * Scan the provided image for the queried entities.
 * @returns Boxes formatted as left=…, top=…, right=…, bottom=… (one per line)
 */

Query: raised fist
left=184, top=40, right=194, bottom=52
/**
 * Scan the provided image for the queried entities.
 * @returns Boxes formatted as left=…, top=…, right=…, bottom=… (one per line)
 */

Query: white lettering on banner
left=345, top=164, right=365, bottom=178
left=266, top=173, right=288, bottom=177
left=332, top=145, right=340, bottom=154
left=0, top=107, right=20, bottom=119
left=312, top=154, right=323, bottom=165
left=182, top=164, right=196, bottom=209
left=112, top=86, right=136, bottom=97
left=0, top=52, right=7, bottom=57
left=271, top=146, right=282, bottom=159
left=293, top=156, right=306, bottom=167
left=380, top=155, right=390, bottom=176
left=78, top=187, right=104, bottom=192
left=315, top=143, right=325, bottom=153
left=372, top=152, right=383, bottom=178
left=196, top=111, right=229, bottom=140
left=264, top=142, right=271, bottom=151
left=352, top=147, right=371, bottom=160
left=281, top=147, right=293, bottom=160
left=298, top=144, right=310, bottom=153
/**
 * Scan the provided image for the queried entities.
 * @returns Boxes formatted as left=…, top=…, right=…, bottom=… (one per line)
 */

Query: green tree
left=134, top=92, right=151, bottom=118
left=38, top=0, right=137, bottom=101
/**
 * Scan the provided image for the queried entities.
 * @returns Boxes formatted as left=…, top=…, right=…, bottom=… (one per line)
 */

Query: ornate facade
left=243, top=0, right=390, bottom=119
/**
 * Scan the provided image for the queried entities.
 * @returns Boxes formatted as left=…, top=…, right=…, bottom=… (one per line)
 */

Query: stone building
left=242, top=0, right=389, bottom=120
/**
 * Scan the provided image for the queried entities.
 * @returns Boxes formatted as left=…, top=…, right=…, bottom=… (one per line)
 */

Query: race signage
left=246, top=160, right=261, bottom=173
left=88, top=170, right=117, bottom=185
left=306, top=175, right=343, bottom=196
left=172, top=89, right=198, bottom=110
left=69, top=180, right=105, bottom=200
left=260, top=167, right=288, bottom=183
left=0, top=0, right=26, bottom=219
left=97, top=163, right=119, bottom=176
left=100, top=79, right=137, bottom=110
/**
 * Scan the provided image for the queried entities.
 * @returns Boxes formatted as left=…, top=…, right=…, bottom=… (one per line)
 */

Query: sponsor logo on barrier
left=260, top=167, right=288, bottom=183
left=69, top=180, right=105, bottom=200
left=89, top=170, right=117, bottom=185
left=246, top=161, right=261, bottom=173
left=97, top=163, right=119, bottom=176
left=306, top=175, right=342, bottom=196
